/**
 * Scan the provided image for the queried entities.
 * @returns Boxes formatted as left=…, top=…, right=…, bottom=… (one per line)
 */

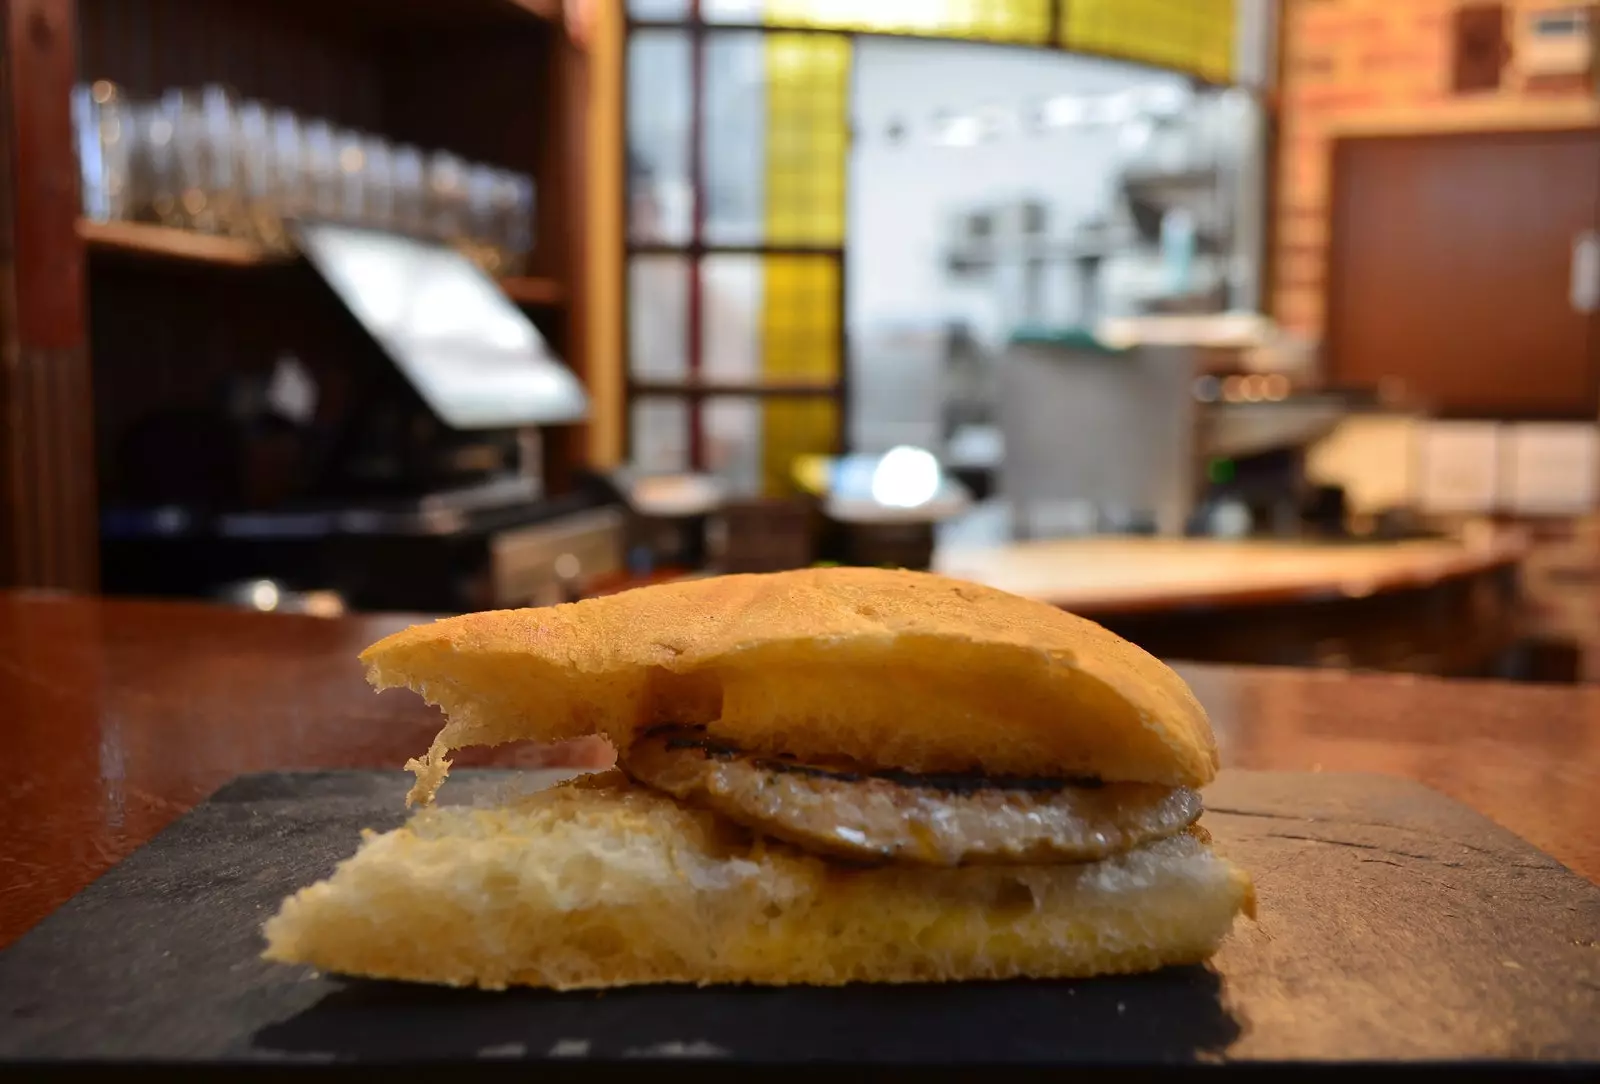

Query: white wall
left=848, top=39, right=1187, bottom=341
left=847, top=39, right=1187, bottom=453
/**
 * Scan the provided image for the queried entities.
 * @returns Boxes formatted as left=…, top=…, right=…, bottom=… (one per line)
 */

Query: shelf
left=80, top=220, right=565, bottom=306
left=78, top=220, right=285, bottom=268
left=499, top=276, right=568, bottom=306
left=631, top=378, right=841, bottom=398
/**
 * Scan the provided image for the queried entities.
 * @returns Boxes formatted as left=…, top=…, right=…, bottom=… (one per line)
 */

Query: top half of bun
left=362, top=567, right=1218, bottom=804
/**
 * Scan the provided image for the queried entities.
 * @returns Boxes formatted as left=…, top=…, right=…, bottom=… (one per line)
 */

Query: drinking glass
left=166, top=85, right=243, bottom=235
left=268, top=108, right=307, bottom=224
left=502, top=171, right=536, bottom=275
left=301, top=119, right=341, bottom=221
left=391, top=144, right=427, bottom=236
left=334, top=128, right=368, bottom=225
left=464, top=162, right=501, bottom=270
left=362, top=134, right=395, bottom=231
left=133, top=100, right=181, bottom=226
left=426, top=151, right=469, bottom=241
left=235, top=99, right=287, bottom=250
left=72, top=80, right=133, bottom=223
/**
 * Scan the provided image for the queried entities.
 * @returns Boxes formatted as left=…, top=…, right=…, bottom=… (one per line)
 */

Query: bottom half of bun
left=261, top=773, right=1255, bottom=991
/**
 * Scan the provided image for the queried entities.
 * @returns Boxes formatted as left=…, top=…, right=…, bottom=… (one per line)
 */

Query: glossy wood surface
left=3, top=590, right=1597, bottom=950
left=933, top=531, right=1528, bottom=674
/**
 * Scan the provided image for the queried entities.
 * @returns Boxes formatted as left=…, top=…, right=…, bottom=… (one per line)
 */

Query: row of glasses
left=72, top=81, right=537, bottom=276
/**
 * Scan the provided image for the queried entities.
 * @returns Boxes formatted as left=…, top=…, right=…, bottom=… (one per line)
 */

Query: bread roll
left=262, top=569, right=1254, bottom=990
left=361, top=567, right=1217, bottom=805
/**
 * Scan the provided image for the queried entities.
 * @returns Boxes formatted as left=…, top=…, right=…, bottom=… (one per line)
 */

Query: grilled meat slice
left=620, top=727, right=1203, bottom=867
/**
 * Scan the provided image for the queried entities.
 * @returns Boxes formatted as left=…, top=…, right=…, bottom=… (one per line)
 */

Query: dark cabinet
left=1326, top=128, right=1600, bottom=419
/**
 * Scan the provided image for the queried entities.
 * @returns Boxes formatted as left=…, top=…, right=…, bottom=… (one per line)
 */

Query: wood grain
left=0, top=0, right=98, bottom=591
left=2, top=590, right=1598, bottom=953
left=498, top=276, right=568, bottom=305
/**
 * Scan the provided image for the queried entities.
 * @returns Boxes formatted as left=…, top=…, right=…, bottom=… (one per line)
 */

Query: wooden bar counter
left=935, top=528, right=1528, bottom=674
left=3, top=588, right=1596, bottom=950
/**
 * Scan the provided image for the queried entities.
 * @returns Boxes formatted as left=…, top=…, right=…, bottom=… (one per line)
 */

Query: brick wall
left=1274, top=0, right=1600, bottom=337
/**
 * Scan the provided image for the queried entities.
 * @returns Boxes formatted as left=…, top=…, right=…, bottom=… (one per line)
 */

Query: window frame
left=619, top=0, right=1261, bottom=475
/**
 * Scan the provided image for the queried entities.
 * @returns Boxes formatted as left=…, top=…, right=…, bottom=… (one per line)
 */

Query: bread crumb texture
left=262, top=774, right=1255, bottom=990
left=360, top=567, right=1219, bottom=804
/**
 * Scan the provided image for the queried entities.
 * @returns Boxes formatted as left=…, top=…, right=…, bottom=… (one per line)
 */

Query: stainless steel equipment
left=999, top=328, right=1349, bottom=539
left=1000, top=335, right=1198, bottom=539
left=491, top=507, right=625, bottom=608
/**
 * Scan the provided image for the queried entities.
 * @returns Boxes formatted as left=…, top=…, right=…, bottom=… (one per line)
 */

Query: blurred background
left=2, top=0, right=1599, bottom=679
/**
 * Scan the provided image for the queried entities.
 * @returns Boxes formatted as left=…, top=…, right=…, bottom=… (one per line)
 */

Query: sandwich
left=262, top=567, right=1254, bottom=990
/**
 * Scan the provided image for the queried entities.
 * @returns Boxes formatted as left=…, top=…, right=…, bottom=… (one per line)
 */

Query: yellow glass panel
left=763, top=0, right=1051, bottom=43
left=763, top=33, right=849, bottom=246
left=1064, top=0, right=1235, bottom=82
left=759, top=253, right=839, bottom=493
left=762, top=398, right=839, bottom=496
left=760, top=255, right=838, bottom=379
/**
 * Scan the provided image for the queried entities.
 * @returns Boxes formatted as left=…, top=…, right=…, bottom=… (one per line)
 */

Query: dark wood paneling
left=1326, top=128, right=1600, bottom=418
left=86, top=261, right=392, bottom=508
left=0, top=0, right=97, bottom=589
left=377, top=21, right=587, bottom=491
left=77, top=0, right=382, bottom=127
left=547, top=27, right=591, bottom=492
left=378, top=28, right=557, bottom=278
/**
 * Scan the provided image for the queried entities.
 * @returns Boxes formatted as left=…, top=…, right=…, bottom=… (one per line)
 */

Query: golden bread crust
left=361, top=567, right=1219, bottom=804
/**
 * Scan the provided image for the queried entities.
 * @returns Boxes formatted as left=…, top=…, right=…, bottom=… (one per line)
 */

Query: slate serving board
left=1, top=769, right=1597, bottom=1072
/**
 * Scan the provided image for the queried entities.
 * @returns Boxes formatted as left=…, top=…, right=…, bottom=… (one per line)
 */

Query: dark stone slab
left=0, top=769, right=1596, bottom=1071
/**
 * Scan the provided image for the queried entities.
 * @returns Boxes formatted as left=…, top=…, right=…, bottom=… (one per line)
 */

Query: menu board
left=1063, top=0, right=1235, bottom=82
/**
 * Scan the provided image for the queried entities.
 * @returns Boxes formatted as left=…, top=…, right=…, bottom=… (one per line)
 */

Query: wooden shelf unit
left=79, top=219, right=568, bottom=308
left=78, top=220, right=285, bottom=268
left=1, top=0, right=593, bottom=591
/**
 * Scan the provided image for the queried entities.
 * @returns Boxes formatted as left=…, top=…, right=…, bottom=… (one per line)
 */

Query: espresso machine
left=998, top=324, right=1353, bottom=540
